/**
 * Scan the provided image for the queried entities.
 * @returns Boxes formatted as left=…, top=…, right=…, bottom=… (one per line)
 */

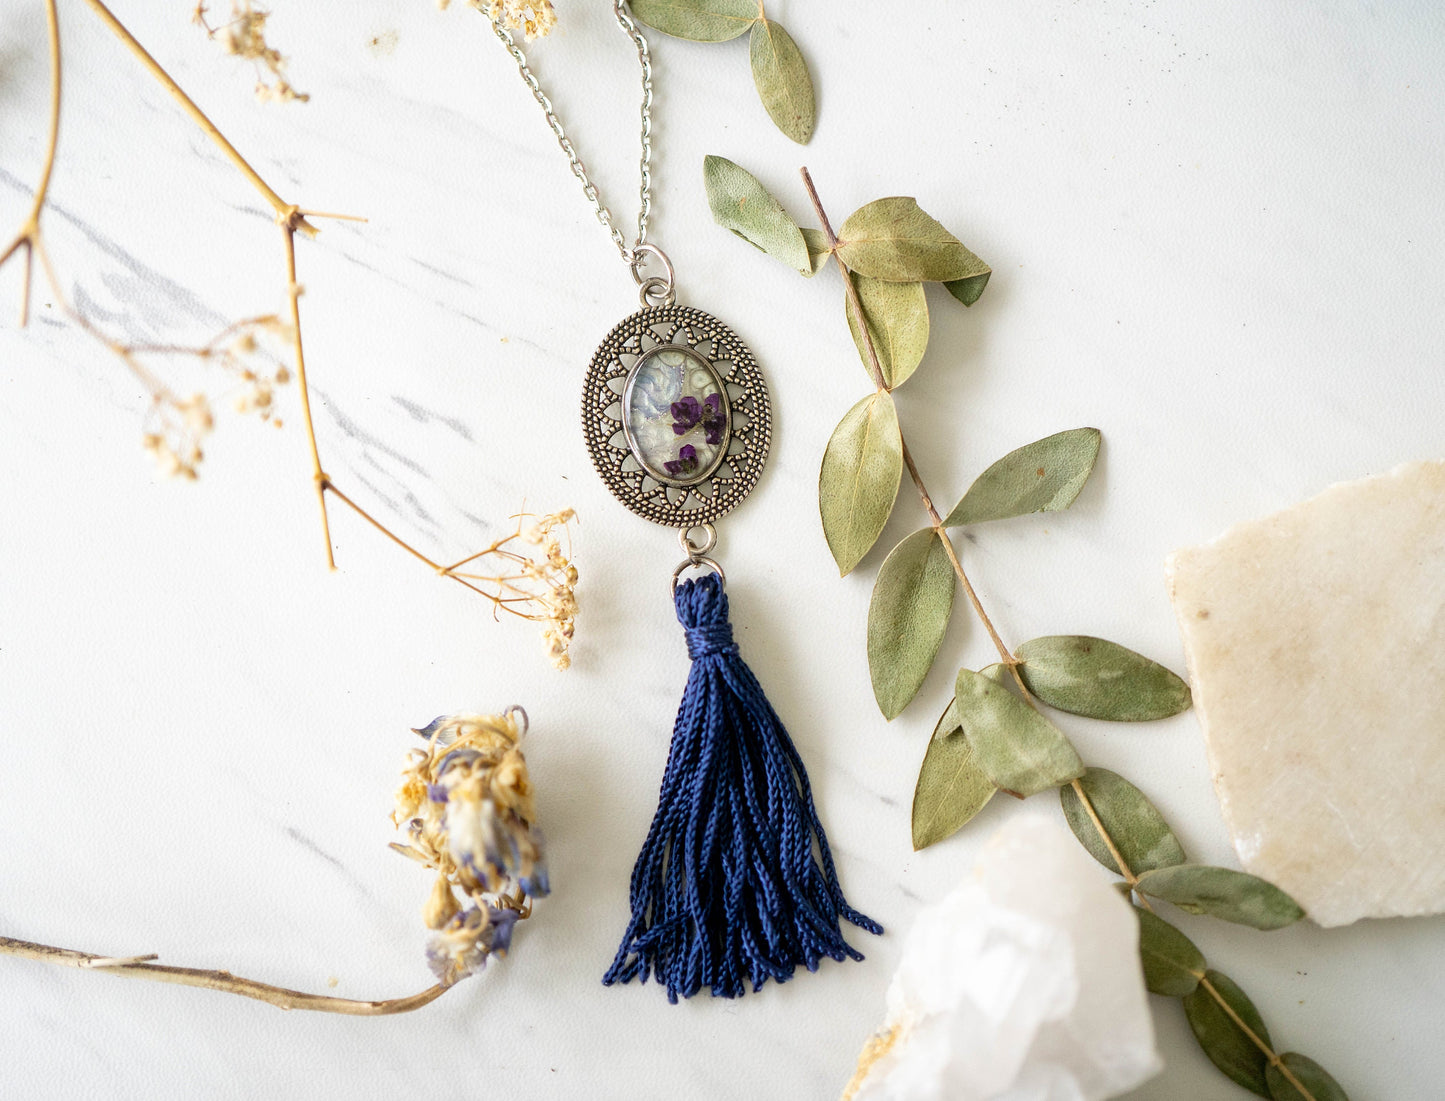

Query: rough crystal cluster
left=391, top=709, right=549, bottom=984
left=1168, top=460, right=1445, bottom=927
left=844, top=815, right=1160, bottom=1101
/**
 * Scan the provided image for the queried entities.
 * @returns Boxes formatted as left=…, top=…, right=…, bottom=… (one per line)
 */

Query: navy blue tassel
left=604, top=573, right=881, bottom=1002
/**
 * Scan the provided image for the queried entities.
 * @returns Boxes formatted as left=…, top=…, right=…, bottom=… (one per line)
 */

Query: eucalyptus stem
left=1197, top=973, right=1305, bottom=1090
left=0, top=936, right=447, bottom=1016
left=799, top=165, right=1315, bottom=1101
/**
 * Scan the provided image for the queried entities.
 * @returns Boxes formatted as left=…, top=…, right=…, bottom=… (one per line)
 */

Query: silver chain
left=489, top=2, right=658, bottom=277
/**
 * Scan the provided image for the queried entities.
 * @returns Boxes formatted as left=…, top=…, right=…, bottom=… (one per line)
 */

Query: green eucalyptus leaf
left=1135, top=906, right=1205, bottom=997
left=868, top=528, right=956, bottom=719
left=1267, top=1053, right=1351, bottom=1101
left=801, top=227, right=831, bottom=276
left=1135, top=864, right=1305, bottom=930
left=954, top=667, right=1083, bottom=796
left=629, top=0, right=756, bottom=42
left=911, top=700, right=995, bottom=850
left=944, top=428, right=1102, bottom=526
left=836, top=197, right=990, bottom=283
left=846, top=277, right=930, bottom=389
left=819, top=392, right=903, bottom=575
left=703, top=155, right=809, bottom=273
left=944, top=270, right=991, bottom=306
left=1184, top=971, right=1273, bottom=1098
left=1017, top=635, right=1192, bottom=721
left=979, top=662, right=1013, bottom=687
left=1060, top=767, right=1186, bottom=876
left=749, top=18, right=815, bottom=144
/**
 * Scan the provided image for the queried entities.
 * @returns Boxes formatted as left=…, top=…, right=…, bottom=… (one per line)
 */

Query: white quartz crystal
left=845, top=815, right=1160, bottom=1101
left=1167, top=461, right=1445, bottom=928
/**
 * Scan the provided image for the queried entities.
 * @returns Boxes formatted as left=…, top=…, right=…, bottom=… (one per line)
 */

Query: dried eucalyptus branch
left=800, top=166, right=1335, bottom=1101
left=627, top=0, right=815, bottom=144
left=701, top=155, right=1349, bottom=1100
left=1, top=0, right=577, bottom=667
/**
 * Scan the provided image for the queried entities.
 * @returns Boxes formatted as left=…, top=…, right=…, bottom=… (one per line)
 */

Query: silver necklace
left=490, top=9, right=880, bottom=1002
left=491, top=3, right=772, bottom=565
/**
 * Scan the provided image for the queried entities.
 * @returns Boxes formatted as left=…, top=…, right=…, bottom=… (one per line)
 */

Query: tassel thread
left=604, top=572, right=881, bottom=1002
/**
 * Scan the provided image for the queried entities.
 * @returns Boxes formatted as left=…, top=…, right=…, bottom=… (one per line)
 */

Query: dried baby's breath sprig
left=193, top=1, right=309, bottom=103
left=439, top=510, right=579, bottom=670
left=4, top=0, right=579, bottom=667
left=390, top=709, right=549, bottom=985
left=125, top=314, right=293, bottom=479
left=440, top=0, right=557, bottom=40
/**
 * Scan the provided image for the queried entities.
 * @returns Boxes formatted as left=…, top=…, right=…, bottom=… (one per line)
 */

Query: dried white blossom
left=194, top=2, right=310, bottom=103
left=438, top=0, right=557, bottom=39
left=392, top=709, right=548, bottom=986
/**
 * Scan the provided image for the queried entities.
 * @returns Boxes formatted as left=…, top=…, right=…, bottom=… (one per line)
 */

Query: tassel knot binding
left=683, top=618, right=737, bottom=660
left=605, top=572, right=881, bottom=1002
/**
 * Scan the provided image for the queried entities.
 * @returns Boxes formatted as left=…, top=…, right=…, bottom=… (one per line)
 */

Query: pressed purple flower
left=701, top=393, right=726, bottom=446
left=670, top=395, right=702, bottom=435
left=664, top=444, right=699, bottom=476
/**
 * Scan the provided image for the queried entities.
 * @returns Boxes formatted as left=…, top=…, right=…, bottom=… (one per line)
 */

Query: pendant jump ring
left=639, top=277, right=674, bottom=308
left=671, top=554, right=725, bottom=597
left=678, top=523, right=717, bottom=559
left=629, top=242, right=674, bottom=288
left=631, top=243, right=675, bottom=306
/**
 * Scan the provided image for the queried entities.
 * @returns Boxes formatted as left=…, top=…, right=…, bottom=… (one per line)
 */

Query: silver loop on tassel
left=671, top=555, right=725, bottom=598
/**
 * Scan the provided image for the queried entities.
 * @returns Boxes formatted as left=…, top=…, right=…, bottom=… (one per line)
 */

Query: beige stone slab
left=1167, top=461, right=1445, bottom=928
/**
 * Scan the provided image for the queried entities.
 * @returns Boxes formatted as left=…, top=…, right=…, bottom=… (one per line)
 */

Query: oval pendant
left=582, top=304, right=771, bottom=527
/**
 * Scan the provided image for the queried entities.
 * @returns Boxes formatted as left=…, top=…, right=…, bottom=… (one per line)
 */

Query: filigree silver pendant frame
left=582, top=304, right=771, bottom=527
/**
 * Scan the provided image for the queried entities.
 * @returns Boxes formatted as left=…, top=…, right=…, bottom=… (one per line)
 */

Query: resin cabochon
left=622, top=346, right=730, bottom=486
left=582, top=305, right=771, bottom=528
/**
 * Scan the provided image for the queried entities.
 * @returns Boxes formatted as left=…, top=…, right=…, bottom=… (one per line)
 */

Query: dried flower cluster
left=520, top=509, right=578, bottom=667
left=193, top=1, right=310, bottom=103
left=391, top=709, right=549, bottom=985
left=438, top=0, right=557, bottom=40
left=443, top=509, right=578, bottom=669
left=136, top=315, right=293, bottom=480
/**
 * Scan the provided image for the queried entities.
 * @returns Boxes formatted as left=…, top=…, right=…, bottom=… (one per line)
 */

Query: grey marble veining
left=2, top=3, right=1444, bottom=1100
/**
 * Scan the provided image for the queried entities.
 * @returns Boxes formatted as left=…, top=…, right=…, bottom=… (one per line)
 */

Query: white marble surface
left=1, top=1, right=1442, bottom=1098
